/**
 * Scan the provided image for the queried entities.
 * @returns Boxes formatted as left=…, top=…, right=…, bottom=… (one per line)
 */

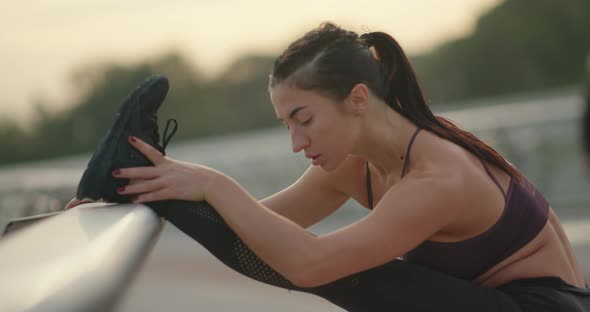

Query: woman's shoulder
left=404, top=131, right=501, bottom=203
left=413, top=129, right=519, bottom=184
left=409, top=130, right=474, bottom=177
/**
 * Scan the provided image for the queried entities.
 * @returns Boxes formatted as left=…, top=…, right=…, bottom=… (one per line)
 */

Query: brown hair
left=269, top=22, right=520, bottom=180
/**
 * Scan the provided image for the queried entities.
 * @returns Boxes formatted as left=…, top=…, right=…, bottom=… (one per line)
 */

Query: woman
left=67, top=22, right=589, bottom=311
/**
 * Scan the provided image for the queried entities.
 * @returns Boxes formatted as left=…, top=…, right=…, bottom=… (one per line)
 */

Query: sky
left=1, top=0, right=501, bottom=123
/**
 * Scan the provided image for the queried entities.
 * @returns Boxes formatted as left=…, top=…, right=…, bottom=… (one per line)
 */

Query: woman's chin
left=318, top=157, right=343, bottom=172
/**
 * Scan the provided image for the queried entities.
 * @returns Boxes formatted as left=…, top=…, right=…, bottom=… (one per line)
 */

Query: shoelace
left=162, top=118, right=178, bottom=150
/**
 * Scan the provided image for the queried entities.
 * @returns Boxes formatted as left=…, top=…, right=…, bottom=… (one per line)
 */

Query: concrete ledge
left=0, top=203, right=162, bottom=312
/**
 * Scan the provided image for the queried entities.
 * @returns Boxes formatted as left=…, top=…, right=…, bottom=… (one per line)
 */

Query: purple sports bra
left=365, top=127, right=550, bottom=280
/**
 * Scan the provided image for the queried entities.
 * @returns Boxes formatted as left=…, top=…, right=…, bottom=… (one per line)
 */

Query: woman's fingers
left=117, top=178, right=166, bottom=195
left=133, top=188, right=171, bottom=203
left=64, top=198, right=93, bottom=210
left=64, top=198, right=79, bottom=210
left=113, top=166, right=160, bottom=180
left=128, top=136, right=165, bottom=165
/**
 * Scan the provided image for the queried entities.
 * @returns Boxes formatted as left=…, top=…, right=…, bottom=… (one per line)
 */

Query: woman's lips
left=311, top=154, right=321, bottom=165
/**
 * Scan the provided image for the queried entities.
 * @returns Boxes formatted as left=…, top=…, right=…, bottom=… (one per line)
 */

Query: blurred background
left=0, top=0, right=589, bottom=311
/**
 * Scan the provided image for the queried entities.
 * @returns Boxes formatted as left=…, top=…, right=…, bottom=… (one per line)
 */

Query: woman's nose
left=291, top=130, right=309, bottom=153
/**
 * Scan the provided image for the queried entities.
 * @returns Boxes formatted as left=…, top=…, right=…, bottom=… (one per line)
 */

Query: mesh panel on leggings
left=148, top=200, right=373, bottom=311
left=234, top=239, right=293, bottom=286
left=149, top=200, right=298, bottom=289
left=186, top=201, right=225, bottom=225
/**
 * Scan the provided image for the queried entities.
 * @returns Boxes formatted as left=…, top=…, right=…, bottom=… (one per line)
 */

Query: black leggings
left=148, top=200, right=590, bottom=312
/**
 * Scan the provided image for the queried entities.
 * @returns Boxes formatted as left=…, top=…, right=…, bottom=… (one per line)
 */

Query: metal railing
left=0, top=203, right=162, bottom=312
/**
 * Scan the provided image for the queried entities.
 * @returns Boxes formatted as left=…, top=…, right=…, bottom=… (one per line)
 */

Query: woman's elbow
left=289, top=273, right=321, bottom=288
left=288, top=267, right=334, bottom=288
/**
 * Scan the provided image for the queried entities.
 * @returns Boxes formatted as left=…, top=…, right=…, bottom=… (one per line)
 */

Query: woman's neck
left=351, top=105, right=418, bottom=180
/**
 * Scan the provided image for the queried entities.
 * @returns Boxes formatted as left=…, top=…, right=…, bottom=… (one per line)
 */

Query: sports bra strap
left=478, top=158, right=507, bottom=199
left=366, top=127, right=421, bottom=210
left=400, top=128, right=422, bottom=178
left=366, top=160, right=373, bottom=209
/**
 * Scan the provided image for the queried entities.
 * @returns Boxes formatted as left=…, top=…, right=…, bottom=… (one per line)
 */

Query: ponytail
left=361, top=32, right=521, bottom=181
left=270, top=23, right=520, bottom=181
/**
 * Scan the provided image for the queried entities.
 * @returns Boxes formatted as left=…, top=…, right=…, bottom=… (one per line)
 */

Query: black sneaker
left=76, top=75, right=178, bottom=203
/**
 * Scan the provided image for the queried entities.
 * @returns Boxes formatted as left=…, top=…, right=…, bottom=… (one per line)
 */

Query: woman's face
left=270, top=84, right=359, bottom=171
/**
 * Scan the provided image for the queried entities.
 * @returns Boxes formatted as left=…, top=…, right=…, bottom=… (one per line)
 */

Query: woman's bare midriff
left=472, top=208, right=586, bottom=288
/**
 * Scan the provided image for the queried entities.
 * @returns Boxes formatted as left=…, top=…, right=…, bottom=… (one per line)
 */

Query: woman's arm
left=117, top=136, right=460, bottom=288
left=205, top=170, right=460, bottom=287
left=206, top=173, right=321, bottom=286
left=260, top=161, right=352, bottom=228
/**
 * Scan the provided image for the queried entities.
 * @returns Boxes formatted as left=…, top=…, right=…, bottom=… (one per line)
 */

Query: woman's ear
left=347, top=83, right=369, bottom=115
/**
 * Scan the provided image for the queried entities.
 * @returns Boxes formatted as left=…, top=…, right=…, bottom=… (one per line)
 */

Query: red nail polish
left=112, top=169, right=120, bottom=175
left=129, top=136, right=136, bottom=143
left=117, top=186, right=125, bottom=192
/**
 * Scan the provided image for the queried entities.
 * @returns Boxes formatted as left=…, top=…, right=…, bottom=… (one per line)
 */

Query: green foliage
left=412, top=0, right=590, bottom=106
left=1, top=0, right=589, bottom=165
left=0, top=52, right=278, bottom=165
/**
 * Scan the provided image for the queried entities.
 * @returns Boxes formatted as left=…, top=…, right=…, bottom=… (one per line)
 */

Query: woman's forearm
left=205, top=173, right=320, bottom=286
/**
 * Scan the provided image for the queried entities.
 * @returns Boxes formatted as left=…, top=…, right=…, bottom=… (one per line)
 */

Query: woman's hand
left=113, top=136, right=222, bottom=203
left=64, top=198, right=93, bottom=210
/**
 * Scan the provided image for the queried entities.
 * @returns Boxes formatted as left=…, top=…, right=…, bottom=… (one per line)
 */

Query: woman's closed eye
left=280, top=117, right=312, bottom=130
left=301, top=117, right=313, bottom=126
